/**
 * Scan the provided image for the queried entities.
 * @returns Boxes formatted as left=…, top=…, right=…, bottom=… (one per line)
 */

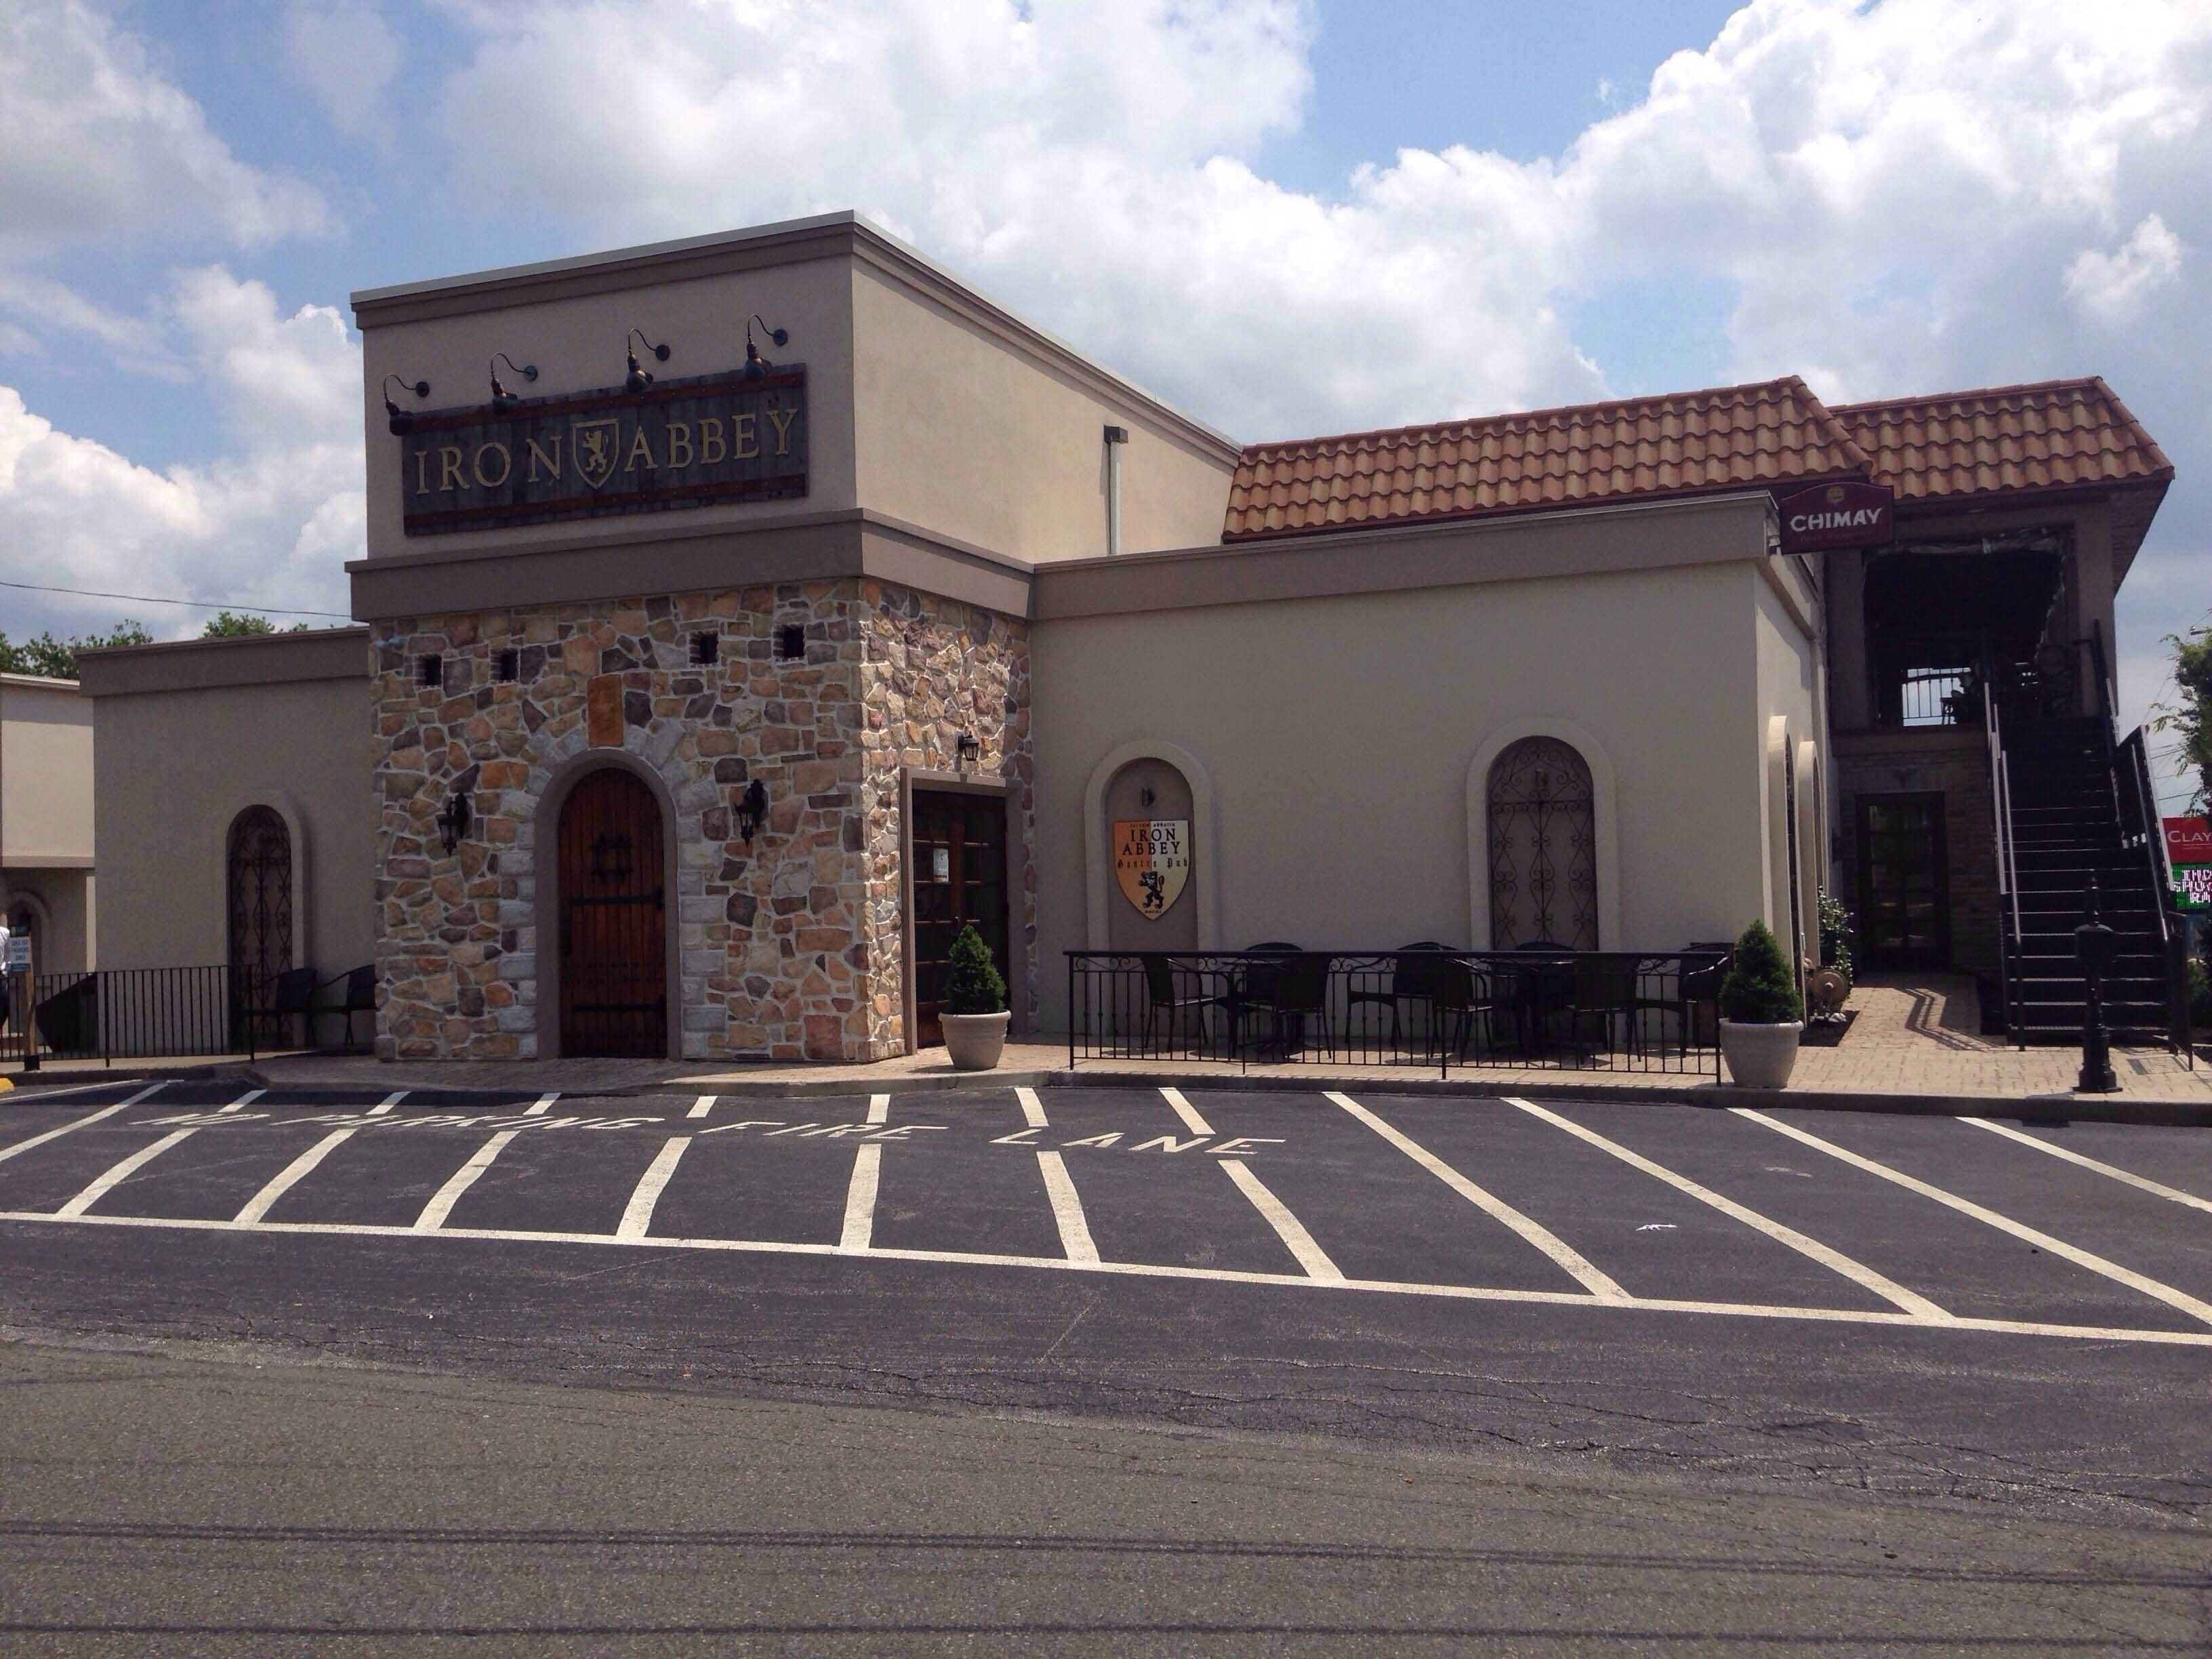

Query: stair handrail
left=2116, top=724, right=2193, bottom=1066
left=1984, top=680, right=2024, bottom=1046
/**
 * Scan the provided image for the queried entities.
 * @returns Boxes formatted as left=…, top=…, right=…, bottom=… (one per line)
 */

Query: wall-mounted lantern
left=489, top=353, right=538, bottom=414
left=737, top=779, right=769, bottom=844
left=626, top=327, right=670, bottom=393
left=383, top=374, right=430, bottom=435
left=955, top=732, right=981, bottom=769
left=436, top=792, right=471, bottom=856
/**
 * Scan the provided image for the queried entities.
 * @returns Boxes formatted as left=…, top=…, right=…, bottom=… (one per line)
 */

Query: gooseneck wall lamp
left=626, top=327, right=670, bottom=393
left=742, top=314, right=789, bottom=381
left=383, top=373, right=430, bottom=435
left=489, top=353, right=538, bottom=415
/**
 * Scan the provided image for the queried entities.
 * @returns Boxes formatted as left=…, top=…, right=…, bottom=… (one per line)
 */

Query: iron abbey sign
left=399, top=367, right=808, bottom=535
left=1774, top=480, right=1893, bottom=554
left=1113, top=819, right=1190, bottom=918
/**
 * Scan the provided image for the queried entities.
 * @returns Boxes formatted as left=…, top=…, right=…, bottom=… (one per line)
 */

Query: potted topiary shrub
left=1717, top=918, right=1805, bottom=1088
left=938, top=922, right=1010, bottom=1071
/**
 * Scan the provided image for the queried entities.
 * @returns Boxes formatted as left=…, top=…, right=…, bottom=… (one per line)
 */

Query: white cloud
left=2066, top=213, right=2186, bottom=326
left=0, top=0, right=330, bottom=257
left=0, top=268, right=361, bottom=637
left=284, top=1, right=405, bottom=142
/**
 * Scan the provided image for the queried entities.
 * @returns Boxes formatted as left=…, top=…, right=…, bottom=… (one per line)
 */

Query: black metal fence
left=0, top=965, right=282, bottom=1069
left=1067, top=949, right=1727, bottom=1078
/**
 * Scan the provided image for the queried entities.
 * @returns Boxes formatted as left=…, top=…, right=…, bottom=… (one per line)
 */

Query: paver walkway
left=9, top=974, right=2207, bottom=1117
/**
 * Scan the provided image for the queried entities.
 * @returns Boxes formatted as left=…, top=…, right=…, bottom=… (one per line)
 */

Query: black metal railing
left=1, top=965, right=259, bottom=1069
left=1067, top=949, right=1727, bottom=1078
left=1898, top=666, right=1978, bottom=728
left=2117, top=726, right=2194, bottom=1067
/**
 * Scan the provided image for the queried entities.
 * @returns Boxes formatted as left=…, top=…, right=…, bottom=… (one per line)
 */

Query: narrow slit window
left=691, top=632, right=719, bottom=666
left=416, top=654, right=443, bottom=689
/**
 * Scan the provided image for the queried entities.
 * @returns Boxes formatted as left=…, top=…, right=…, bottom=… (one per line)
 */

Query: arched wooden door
left=558, top=769, right=669, bottom=1057
left=227, top=806, right=293, bottom=998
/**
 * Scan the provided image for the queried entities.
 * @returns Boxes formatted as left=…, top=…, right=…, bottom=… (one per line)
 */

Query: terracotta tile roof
left=1223, top=377, right=1871, bottom=541
left=1829, top=377, right=2173, bottom=506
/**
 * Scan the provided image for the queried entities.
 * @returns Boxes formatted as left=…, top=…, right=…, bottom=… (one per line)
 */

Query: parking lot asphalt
left=5, top=1076, right=2211, bottom=1517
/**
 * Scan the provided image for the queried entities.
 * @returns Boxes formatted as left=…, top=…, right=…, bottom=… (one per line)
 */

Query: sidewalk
left=9, top=975, right=2207, bottom=1124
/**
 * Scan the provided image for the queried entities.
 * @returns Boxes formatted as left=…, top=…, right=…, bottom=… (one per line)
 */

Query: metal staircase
left=1998, top=716, right=2172, bottom=1044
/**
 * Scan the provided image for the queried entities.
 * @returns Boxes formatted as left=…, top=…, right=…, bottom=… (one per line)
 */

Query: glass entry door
left=909, top=790, right=1009, bottom=1046
left=1856, top=794, right=1949, bottom=971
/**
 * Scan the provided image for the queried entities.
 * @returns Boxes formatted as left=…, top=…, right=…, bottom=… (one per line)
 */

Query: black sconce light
left=489, top=352, right=537, bottom=415
left=383, top=373, right=430, bottom=435
left=737, top=779, right=769, bottom=844
left=955, top=732, right=981, bottom=768
left=743, top=314, right=789, bottom=382
left=626, top=327, right=670, bottom=393
left=435, top=791, right=471, bottom=856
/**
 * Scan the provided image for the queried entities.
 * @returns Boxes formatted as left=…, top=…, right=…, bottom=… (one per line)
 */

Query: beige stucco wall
left=359, top=254, right=861, bottom=565
left=84, top=642, right=374, bottom=979
left=1, top=674, right=93, bottom=866
left=3, top=867, right=93, bottom=978
left=850, top=262, right=1235, bottom=561
left=1029, top=554, right=1776, bottom=1029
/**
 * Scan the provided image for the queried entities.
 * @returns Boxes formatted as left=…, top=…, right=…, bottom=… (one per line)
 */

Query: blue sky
left=1, top=0, right=2206, bottom=804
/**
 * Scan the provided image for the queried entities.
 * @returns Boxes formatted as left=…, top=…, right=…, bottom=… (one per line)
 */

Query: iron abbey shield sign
left=1113, top=819, right=1190, bottom=919
left=398, top=367, right=808, bottom=535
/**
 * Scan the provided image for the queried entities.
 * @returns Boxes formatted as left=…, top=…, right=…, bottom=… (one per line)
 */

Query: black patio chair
left=1138, top=953, right=1217, bottom=1058
left=1432, top=956, right=1498, bottom=1061
left=1497, top=941, right=1576, bottom=1060
left=1344, top=942, right=1454, bottom=1055
left=1262, top=951, right=1336, bottom=1060
left=1566, top=953, right=1643, bottom=1065
left=1218, top=942, right=1301, bottom=1059
left=239, top=966, right=318, bottom=1052
left=315, top=964, right=376, bottom=1054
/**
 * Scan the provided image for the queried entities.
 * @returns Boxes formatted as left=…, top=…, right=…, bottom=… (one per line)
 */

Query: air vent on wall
left=691, top=632, right=719, bottom=666
left=777, top=624, right=805, bottom=661
left=495, top=649, right=520, bottom=682
left=416, top=654, right=443, bottom=689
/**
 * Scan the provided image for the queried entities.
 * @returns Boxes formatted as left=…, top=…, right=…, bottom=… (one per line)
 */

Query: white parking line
left=1036, top=1150, right=1100, bottom=1264
left=413, top=1132, right=520, bottom=1231
left=54, top=1130, right=200, bottom=1218
left=867, top=1093, right=892, bottom=1126
left=523, top=1094, right=559, bottom=1116
left=1504, top=1098, right=1950, bottom=1322
left=1, top=1079, right=156, bottom=1105
left=0, top=1101, right=134, bottom=1164
left=1221, top=1160, right=1343, bottom=1282
left=840, top=1145, right=882, bottom=1251
left=1736, top=1109, right=2212, bottom=1330
left=234, top=1130, right=359, bottom=1224
left=1160, top=1088, right=1349, bottom=1281
left=687, top=1095, right=717, bottom=1120
left=369, top=1092, right=408, bottom=1117
left=1015, top=1087, right=1048, bottom=1128
left=12, top=1205, right=2210, bottom=1350
left=217, top=1089, right=265, bottom=1115
left=1960, top=1118, right=2212, bottom=1216
left=617, top=1136, right=691, bottom=1241
left=1326, top=1091, right=1632, bottom=1303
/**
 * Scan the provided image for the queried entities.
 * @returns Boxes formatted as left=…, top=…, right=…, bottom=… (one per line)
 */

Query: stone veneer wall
left=373, top=578, right=1030, bottom=1062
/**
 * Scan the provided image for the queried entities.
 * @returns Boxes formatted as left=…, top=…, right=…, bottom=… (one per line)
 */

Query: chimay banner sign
left=1774, top=480, right=1893, bottom=554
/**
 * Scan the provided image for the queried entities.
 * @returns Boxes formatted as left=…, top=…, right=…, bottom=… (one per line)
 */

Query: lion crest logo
left=572, top=417, right=623, bottom=491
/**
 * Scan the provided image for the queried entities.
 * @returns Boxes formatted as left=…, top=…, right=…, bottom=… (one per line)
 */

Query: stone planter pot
left=939, top=1010, right=1011, bottom=1071
left=1719, top=1020, right=1803, bottom=1088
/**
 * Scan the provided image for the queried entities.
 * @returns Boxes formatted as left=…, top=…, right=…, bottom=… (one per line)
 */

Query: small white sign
left=3, top=937, right=28, bottom=972
left=931, top=846, right=951, bottom=882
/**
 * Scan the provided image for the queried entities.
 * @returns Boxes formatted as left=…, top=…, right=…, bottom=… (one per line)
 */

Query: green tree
left=201, top=611, right=308, bottom=638
left=2152, top=621, right=2211, bottom=811
left=942, top=922, right=1007, bottom=1015
left=0, top=621, right=154, bottom=680
left=1718, top=919, right=1804, bottom=1025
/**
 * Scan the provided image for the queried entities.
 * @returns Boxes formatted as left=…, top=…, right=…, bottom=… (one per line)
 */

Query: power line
left=0, top=578, right=350, bottom=621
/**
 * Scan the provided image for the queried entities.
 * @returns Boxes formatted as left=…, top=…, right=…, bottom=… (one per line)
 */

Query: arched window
left=227, top=806, right=293, bottom=996
left=1487, top=737, right=1598, bottom=950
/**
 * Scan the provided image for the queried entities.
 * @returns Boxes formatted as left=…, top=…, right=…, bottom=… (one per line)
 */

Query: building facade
left=73, top=213, right=2175, bottom=1061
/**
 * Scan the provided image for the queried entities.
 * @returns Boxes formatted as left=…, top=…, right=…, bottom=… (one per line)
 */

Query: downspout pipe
left=1103, top=425, right=1129, bottom=557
